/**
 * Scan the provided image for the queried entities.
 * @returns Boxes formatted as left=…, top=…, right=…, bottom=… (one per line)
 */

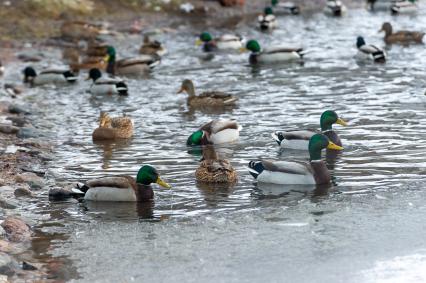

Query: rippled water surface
left=4, top=7, right=426, bottom=282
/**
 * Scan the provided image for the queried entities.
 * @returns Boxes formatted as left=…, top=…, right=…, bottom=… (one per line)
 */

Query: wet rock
left=0, top=124, right=19, bottom=135
left=0, top=252, right=15, bottom=276
left=0, top=240, right=12, bottom=253
left=6, top=116, right=29, bottom=127
left=1, top=217, right=31, bottom=242
left=15, top=172, right=44, bottom=189
left=16, top=128, right=42, bottom=139
left=0, top=227, right=5, bottom=238
left=0, top=197, right=17, bottom=209
left=14, top=187, right=34, bottom=198
left=0, top=179, right=5, bottom=187
left=8, top=104, right=30, bottom=115
left=22, top=261, right=37, bottom=271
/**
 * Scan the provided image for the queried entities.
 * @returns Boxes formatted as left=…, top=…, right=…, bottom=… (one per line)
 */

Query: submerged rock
left=0, top=252, right=15, bottom=276
left=0, top=124, right=19, bottom=135
left=16, top=128, right=42, bottom=139
left=8, top=104, right=31, bottom=115
left=0, top=197, right=17, bottom=209
left=1, top=217, right=31, bottom=242
left=14, top=187, right=34, bottom=198
left=15, top=172, right=44, bottom=189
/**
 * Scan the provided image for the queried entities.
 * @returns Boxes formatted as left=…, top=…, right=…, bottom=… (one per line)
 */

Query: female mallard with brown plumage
left=92, top=112, right=134, bottom=141
left=187, top=119, right=242, bottom=145
left=139, top=35, right=167, bottom=56
left=177, top=79, right=238, bottom=107
left=379, top=22, right=424, bottom=44
left=72, top=165, right=171, bottom=202
left=105, top=46, right=160, bottom=76
left=249, top=134, right=343, bottom=185
left=60, top=21, right=109, bottom=40
left=195, top=145, right=237, bottom=184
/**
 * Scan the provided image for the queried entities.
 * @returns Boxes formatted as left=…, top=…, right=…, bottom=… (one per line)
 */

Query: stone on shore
left=0, top=124, right=19, bottom=135
left=1, top=217, right=31, bottom=242
left=14, top=186, right=34, bottom=198
left=15, top=172, right=44, bottom=189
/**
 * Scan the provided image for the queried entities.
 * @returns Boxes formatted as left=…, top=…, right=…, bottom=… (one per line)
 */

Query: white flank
left=257, top=170, right=315, bottom=185
left=90, top=84, right=118, bottom=95
left=280, top=139, right=310, bottom=150
left=210, top=128, right=240, bottom=144
left=217, top=40, right=242, bottom=50
left=259, top=51, right=301, bottom=63
left=34, top=73, right=67, bottom=85
left=84, top=187, right=137, bottom=202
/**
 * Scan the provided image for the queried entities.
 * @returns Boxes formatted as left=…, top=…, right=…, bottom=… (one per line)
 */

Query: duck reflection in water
left=254, top=182, right=332, bottom=200
left=93, top=139, right=132, bottom=169
left=83, top=201, right=156, bottom=220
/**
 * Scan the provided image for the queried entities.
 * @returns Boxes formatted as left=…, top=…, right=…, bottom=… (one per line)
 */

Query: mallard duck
left=258, top=7, right=278, bottom=31
left=379, top=22, right=424, bottom=44
left=391, top=0, right=417, bottom=14
left=177, top=79, right=238, bottom=107
left=92, top=112, right=133, bottom=141
left=356, top=36, right=386, bottom=63
left=272, top=110, right=346, bottom=150
left=245, top=40, right=305, bottom=64
left=324, top=0, right=347, bottom=16
left=139, top=35, right=167, bottom=56
left=87, top=68, right=128, bottom=95
left=187, top=119, right=242, bottom=145
left=249, top=134, right=343, bottom=185
left=196, top=32, right=243, bottom=52
left=23, top=66, right=77, bottom=86
left=271, top=0, right=300, bottom=14
left=60, top=21, right=109, bottom=40
left=72, top=165, right=171, bottom=202
left=195, top=145, right=237, bottom=183
left=105, top=46, right=160, bottom=76
left=366, top=0, right=393, bottom=11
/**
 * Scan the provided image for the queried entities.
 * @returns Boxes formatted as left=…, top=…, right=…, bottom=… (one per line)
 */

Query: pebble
left=15, top=172, right=44, bottom=189
left=14, top=187, right=34, bottom=198
left=0, top=124, right=19, bottom=135
left=0, top=197, right=17, bottom=209
left=0, top=240, right=13, bottom=253
left=1, top=217, right=31, bottom=242
left=7, top=104, right=30, bottom=115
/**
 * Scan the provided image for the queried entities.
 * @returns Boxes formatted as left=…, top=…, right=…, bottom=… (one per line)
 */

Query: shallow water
left=3, top=7, right=426, bottom=282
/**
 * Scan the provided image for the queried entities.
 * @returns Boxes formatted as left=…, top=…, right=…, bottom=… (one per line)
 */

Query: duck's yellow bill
left=156, top=177, right=171, bottom=189
left=336, top=118, right=347, bottom=126
left=195, top=39, right=203, bottom=46
left=103, top=55, right=110, bottom=62
left=327, top=141, right=343, bottom=151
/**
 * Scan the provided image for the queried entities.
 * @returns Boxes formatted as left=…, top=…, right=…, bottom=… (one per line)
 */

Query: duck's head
left=320, top=110, right=347, bottom=131
left=197, top=32, right=213, bottom=46
left=87, top=68, right=102, bottom=82
left=246, top=40, right=261, bottom=53
left=187, top=130, right=209, bottom=146
left=264, top=6, right=274, bottom=15
left=379, top=22, right=392, bottom=35
left=356, top=36, right=366, bottom=48
left=23, top=66, right=37, bottom=83
left=98, top=111, right=112, bottom=127
left=271, top=0, right=278, bottom=6
left=177, top=79, right=195, bottom=96
left=136, top=165, right=171, bottom=188
left=105, top=46, right=116, bottom=62
left=309, top=134, right=343, bottom=161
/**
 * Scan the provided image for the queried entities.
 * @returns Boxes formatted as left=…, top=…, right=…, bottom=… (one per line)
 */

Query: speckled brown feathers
left=92, top=112, right=134, bottom=141
left=380, top=22, right=424, bottom=44
left=195, top=146, right=237, bottom=183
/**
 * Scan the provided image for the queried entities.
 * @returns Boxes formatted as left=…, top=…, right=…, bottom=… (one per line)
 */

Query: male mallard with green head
left=356, top=36, right=386, bottom=63
left=249, top=134, right=343, bottom=185
left=272, top=110, right=346, bottom=150
left=73, top=165, right=171, bottom=202
left=258, top=7, right=278, bottom=31
left=195, top=145, right=237, bottom=184
left=92, top=112, right=134, bottom=141
left=245, top=40, right=305, bottom=64
left=23, top=66, right=77, bottom=86
left=105, top=46, right=160, bottom=76
left=187, top=119, right=242, bottom=146
left=87, top=68, right=128, bottom=95
left=177, top=79, right=238, bottom=107
left=379, top=22, right=424, bottom=44
left=196, top=32, right=243, bottom=52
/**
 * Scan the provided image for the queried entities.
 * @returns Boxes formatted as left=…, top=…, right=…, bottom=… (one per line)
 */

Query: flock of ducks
left=1, top=0, right=425, bottom=204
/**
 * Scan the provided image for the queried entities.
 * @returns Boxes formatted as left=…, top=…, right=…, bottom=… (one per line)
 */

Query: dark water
left=3, top=7, right=426, bottom=282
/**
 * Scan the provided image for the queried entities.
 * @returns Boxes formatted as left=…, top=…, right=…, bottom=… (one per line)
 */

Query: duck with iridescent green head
left=196, top=32, right=243, bottom=52
left=272, top=110, right=347, bottom=150
left=249, top=134, right=343, bottom=185
left=73, top=165, right=171, bottom=202
left=245, top=40, right=305, bottom=64
left=258, top=7, right=278, bottom=31
left=187, top=119, right=242, bottom=146
left=105, top=46, right=160, bottom=77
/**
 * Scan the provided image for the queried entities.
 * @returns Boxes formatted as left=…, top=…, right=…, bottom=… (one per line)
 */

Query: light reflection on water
left=4, top=7, right=426, bottom=282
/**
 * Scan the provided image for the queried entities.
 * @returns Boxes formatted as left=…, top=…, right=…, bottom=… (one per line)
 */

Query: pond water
left=4, top=6, right=426, bottom=282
